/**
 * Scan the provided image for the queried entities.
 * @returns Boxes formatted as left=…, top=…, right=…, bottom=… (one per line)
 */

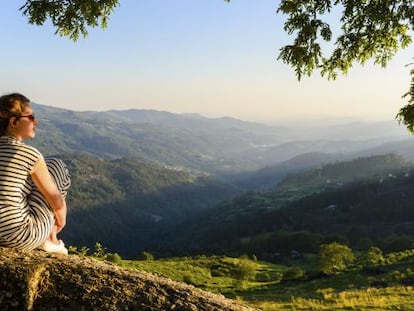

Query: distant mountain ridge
left=31, top=103, right=285, bottom=175
left=230, top=152, right=348, bottom=190
left=31, top=103, right=412, bottom=178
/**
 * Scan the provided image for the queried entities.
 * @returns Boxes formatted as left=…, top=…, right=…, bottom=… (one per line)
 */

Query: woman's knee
left=45, top=158, right=71, bottom=196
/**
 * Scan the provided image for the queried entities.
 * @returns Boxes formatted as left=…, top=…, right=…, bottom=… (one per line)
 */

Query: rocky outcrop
left=0, top=248, right=257, bottom=311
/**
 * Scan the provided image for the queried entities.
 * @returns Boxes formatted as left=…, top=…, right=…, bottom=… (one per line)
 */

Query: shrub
left=364, top=246, right=385, bottom=267
left=106, top=253, right=122, bottom=264
left=68, top=245, right=90, bottom=257
left=67, top=245, right=78, bottom=254
left=93, top=242, right=106, bottom=258
left=78, top=246, right=90, bottom=257
left=141, top=251, right=155, bottom=261
left=232, top=256, right=257, bottom=282
left=282, top=267, right=305, bottom=281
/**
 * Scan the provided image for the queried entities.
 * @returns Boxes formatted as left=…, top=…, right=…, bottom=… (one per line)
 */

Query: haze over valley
left=27, top=103, right=414, bottom=258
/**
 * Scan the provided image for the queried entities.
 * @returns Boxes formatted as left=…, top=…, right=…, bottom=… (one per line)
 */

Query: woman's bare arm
left=31, top=157, right=67, bottom=233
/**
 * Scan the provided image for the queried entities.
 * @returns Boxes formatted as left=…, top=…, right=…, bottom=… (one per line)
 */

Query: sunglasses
left=17, top=113, right=36, bottom=122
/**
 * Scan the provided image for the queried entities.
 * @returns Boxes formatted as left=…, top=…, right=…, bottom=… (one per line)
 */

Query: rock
left=0, top=248, right=257, bottom=311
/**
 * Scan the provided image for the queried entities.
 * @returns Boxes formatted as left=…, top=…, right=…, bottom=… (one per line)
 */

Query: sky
left=0, top=1, right=413, bottom=123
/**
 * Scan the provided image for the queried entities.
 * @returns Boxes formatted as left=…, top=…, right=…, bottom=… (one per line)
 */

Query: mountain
left=31, top=103, right=286, bottom=175
left=158, top=154, right=413, bottom=258
left=229, top=152, right=349, bottom=190
left=55, top=154, right=241, bottom=257
left=30, top=103, right=411, bottom=178
left=355, top=138, right=414, bottom=160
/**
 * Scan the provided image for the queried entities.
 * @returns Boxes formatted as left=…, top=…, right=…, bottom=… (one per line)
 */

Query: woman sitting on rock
left=0, top=93, right=70, bottom=255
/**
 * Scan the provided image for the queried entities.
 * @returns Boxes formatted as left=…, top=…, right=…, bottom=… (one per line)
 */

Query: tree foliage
left=19, top=1, right=414, bottom=129
left=319, top=242, right=355, bottom=275
left=227, top=1, right=414, bottom=132
left=277, top=1, right=413, bottom=79
left=363, top=246, right=385, bottom=267
left=231, top=255, right=258, bottom=288
left=20, top=0, right=119, bottom=41
left=272, top=0, right=414, bottom=132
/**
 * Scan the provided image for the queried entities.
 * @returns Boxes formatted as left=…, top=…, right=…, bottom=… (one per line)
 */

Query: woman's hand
left=53, top=203, right=67, bottom=233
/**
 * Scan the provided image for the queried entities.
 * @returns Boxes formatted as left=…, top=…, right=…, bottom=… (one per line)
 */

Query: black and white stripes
left=0, top=136, right=70, bottom=251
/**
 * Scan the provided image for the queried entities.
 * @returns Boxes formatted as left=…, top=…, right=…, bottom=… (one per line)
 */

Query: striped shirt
left=0, top=135, right=50, bottom=250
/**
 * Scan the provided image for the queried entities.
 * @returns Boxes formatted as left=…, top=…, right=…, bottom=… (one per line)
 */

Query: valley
left=26, top=103, right=414, bottom=309
left=28, top=103, right=414, bottom=257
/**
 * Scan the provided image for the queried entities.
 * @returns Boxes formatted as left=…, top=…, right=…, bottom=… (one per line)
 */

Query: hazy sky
left=0, top=1, right=413, bottom=123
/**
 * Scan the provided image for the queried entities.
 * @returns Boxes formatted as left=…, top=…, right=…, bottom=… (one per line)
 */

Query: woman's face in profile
left=14, top=106, right=38, bottom=140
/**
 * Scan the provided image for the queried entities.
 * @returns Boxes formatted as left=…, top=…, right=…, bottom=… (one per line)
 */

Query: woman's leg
left=43, top=158, right=71, bottom=245
left=28, top=158, right=71, bottom=250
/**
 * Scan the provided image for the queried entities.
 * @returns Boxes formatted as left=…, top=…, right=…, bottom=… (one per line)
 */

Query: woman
left=0, top=93, right=70, bottom=255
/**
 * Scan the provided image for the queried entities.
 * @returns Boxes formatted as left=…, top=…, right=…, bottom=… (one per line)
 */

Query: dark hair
left=0, top=93, right=31, bottom=136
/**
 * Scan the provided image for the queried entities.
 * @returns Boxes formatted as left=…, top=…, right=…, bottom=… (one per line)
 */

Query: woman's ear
left=9, top=117, right=18, bottom=127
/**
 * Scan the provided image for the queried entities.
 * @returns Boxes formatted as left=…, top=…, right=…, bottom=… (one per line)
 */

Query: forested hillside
left=56, top=154, right=241, bottom=257
left=31, top=103, right=283, bottom=175
left=231, top=152, right=348, bottom=190
left=159, top=154, right=414, bottom=259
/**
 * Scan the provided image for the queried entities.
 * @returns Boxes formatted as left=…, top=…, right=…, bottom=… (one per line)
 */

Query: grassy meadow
left=99, top=250, right=414, bottom=310
left=68, top=242, right=414, bottom=310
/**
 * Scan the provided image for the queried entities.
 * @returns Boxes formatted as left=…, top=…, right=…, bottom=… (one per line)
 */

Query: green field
left=91, top=249, right=414, bottom=311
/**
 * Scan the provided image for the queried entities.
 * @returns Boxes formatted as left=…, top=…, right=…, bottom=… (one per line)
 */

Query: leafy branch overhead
left=19, top=0, right=414, bottom=131
left=20, top=0, right=119, bottom=41
left=274, top=0, right=414, bottom=132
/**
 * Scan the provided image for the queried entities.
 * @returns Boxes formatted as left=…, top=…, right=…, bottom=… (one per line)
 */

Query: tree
left=232, top=255, right=257, bottom=283
left=274, top=0, right=414, bottom=132
left=363, top=246, right=385, bottom=267
left=19, top=1, right=414, bottom=130
left=319, top=242, right=355, bottom=275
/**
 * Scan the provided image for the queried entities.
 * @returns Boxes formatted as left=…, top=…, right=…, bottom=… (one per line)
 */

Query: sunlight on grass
left=95, top=249, right=414, bottom=311
left=251, top=286, right=414, bottom=311
left=120, top=255, right=265, bottom=294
